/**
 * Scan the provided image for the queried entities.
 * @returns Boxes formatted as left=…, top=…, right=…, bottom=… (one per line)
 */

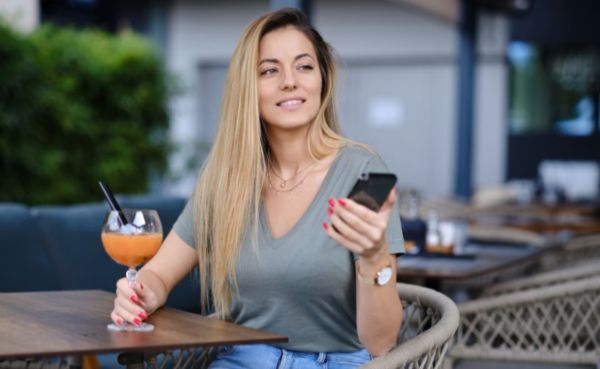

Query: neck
left=266, top=126, right=314, bottom=177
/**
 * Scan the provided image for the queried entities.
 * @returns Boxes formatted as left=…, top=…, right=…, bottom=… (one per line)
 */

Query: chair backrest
left=0, top=204, right=61, bottom=292
left=360, top=283, right=459, bottom=369
left=483, top=260, right=600, bottom=296
left=454, top=275, right=600, bottom=365
left=537, top=233, right=600, bottom=272
left=33, top=202, right=123, bottom=291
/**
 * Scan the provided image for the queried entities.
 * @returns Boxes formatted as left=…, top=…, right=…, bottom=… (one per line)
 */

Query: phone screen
left=347, top=173, right=397, bottom=211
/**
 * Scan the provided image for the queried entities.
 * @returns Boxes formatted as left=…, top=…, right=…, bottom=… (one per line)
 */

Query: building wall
left=0, top=0, right=39, bottom=33
left=165, top=0, right=508, bottom=197
left=165, top=0, right=270, bottom=194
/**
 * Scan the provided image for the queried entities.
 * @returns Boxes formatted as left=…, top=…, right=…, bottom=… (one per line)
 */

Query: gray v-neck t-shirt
left=173, top=145, right=404, bottom=352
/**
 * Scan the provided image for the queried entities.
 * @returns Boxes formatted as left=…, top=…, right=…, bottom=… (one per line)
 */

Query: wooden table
left=0, top=290, right=287, bottom=367
left=397, top=241, right=562, bottom=290
left=471, top=203, right=600, bottom=234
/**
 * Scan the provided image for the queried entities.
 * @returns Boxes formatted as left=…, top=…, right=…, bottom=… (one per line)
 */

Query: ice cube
left=109, top=221, right=120, bottom=232
left=120, top=224, right=138, bottom=235
left=107, top=212, right=121, bottom=231
left=132, top=211, right=146, bottom=228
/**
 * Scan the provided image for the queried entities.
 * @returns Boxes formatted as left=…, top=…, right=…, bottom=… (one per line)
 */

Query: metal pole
left=454, top=0, right=477, bottom=199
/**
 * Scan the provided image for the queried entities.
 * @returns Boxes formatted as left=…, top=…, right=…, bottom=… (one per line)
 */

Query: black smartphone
left=347, top=172, right=398, bottom=212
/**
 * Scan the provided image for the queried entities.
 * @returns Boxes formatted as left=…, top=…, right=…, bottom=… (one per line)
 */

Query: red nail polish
left=139, top=312, right=147, bottom=320
left=338, top=199, right=347, bottom=206
left=327, top=207, right=333, bottom=216
left=116, top=319, right=123, bottom=325
left=328, top=198, right=335, bottom=207
left=322, top=222, right=329, bottom=230
left=130, top=295, right=139, bottom=304
left=133, top=318, right=141, bottom=326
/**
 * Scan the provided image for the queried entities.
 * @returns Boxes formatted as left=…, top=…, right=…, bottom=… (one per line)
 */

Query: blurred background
left=1, top=0, right=599, bottom=205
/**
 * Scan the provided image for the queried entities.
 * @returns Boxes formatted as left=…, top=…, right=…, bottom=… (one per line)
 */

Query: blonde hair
left=193, top=8, right=348, bottom=318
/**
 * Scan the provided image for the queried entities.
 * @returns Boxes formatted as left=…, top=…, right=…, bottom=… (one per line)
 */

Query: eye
left=298, top=64, right=314, bottom=71
left=260, top=68, right=277, bottom=76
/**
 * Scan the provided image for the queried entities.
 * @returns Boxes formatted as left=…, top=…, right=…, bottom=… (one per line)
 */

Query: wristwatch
left=357, top=264, right=393, bottom=286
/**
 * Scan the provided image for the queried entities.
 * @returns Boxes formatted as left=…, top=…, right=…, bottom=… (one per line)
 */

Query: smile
left=276, top=99, right=305, bottom=109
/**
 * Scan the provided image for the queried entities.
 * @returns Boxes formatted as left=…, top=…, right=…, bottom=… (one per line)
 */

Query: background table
left=0, top=290, right=287, bottom=362
left=397, top=241, right=562, bottom=290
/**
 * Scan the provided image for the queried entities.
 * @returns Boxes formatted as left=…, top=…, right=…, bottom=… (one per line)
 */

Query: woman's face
left=258, top=26, right=322, bottom=132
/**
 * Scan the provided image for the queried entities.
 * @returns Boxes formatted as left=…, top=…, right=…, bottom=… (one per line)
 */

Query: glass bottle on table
left=425, top=210, right=441, bottom=254
left=400, top=191, right=426, bottom=254
left=101, top=209, right=163, bottom=332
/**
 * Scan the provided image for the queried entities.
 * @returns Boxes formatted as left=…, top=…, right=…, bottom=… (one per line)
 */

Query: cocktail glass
left=101, top=209, right=163, bottom=332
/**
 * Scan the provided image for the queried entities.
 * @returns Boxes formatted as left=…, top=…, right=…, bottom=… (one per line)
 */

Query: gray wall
left=0, top=0, right=39, bottom=32
left=164, top=0, right=508, bottom=197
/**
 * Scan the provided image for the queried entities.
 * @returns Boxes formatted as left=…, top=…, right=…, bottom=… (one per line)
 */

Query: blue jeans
left=208, top=344, right=372, bottom=369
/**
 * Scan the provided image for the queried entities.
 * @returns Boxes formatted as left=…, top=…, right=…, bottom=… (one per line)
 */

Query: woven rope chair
left=482, top=260, right=600, bottom=297
left=359, top=283, right=459, bottom=369
left=447, top=275, right=600, bottom=368
left=536, top=233, right=600, bottom=272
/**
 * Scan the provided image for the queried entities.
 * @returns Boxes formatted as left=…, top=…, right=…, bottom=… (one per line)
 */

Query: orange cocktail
left=101, top=232, right=163, bottom=267
left=101, top=208, right=163, bottom=332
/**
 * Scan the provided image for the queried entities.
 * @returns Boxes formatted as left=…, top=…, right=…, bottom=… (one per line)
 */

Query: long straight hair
left=193, top=8, right=348, bottom=318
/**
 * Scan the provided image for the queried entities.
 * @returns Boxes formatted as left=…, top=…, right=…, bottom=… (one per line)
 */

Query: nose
left=280, top=70, right=297, bottom=91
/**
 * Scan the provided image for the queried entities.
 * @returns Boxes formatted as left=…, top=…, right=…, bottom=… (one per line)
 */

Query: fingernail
left=116, top=319, right=123, bottom=325
left=133, top=318, right=141, bottom=326
left=328, top=198, right=335, bottom=207
left=322, top=222, right=329, bottom=230
left=338, top=199, right=347, bottom=206
left=139, top=312, right=148, bottom=320
left=130, top=295, right=139, bottom=304
left=327, top=207, right=333, bottom=216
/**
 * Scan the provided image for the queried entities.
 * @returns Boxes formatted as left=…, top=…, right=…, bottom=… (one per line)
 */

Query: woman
left=111, top=8, right=404, bottom=368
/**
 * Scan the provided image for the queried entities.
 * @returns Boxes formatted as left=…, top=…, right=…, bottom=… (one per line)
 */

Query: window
left=508, top=41, right=600, bottom=136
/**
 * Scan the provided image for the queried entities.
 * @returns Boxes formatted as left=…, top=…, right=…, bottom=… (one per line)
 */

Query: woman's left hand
left=323, top=188, right=397, bottom=261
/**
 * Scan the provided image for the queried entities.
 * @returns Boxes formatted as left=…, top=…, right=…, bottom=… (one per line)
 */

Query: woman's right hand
left=111, top=278, right=160, bottom=326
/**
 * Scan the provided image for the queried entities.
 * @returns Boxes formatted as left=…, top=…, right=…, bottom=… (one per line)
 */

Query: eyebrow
left=259, top=53, right=314, bottom=65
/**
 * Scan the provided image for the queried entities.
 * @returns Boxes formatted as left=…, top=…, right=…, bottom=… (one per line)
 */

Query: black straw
left=98, top=181, right=128, bottom=225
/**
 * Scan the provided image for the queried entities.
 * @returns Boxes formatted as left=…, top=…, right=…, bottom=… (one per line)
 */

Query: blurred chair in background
left=447, top=274, right=600, bottom=369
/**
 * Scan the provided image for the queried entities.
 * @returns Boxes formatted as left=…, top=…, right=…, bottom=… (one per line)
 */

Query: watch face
left=377, top=267, right=393, bottom=285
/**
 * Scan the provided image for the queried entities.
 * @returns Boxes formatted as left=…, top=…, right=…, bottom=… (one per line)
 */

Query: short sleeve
left=361, top=154, right=405, bottom=256
left=172, top=198, right=196, bottom=249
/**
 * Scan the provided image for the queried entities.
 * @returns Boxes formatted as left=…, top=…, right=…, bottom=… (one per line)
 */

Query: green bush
left=0, top=23, right=171, bottom=204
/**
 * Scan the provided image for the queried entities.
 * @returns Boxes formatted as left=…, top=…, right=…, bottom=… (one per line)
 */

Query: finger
left=329, top=211, right=374, bottom=249
left=131, top=281, right=148, bottom=300
left=110, top=310, right=124, bottom=326
left=116, top=282, right=141, bottom=306
left=331, top=203, right=383, bottom=243
left=379, top=187, right=398, bottom=214
left=323, top=222, right=363, bottom=254
left=338, top=198, right=387, bottom=230
left=116, top=289, right=148, bottom=320
left=116, top=278, right=138, bottom=302
left=114, top=295, right=147, bottom=325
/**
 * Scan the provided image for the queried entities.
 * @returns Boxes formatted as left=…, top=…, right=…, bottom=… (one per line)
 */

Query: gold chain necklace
left=267, top=161, right=318, bottom=193
left=269, top=160, right=317, bottom=189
